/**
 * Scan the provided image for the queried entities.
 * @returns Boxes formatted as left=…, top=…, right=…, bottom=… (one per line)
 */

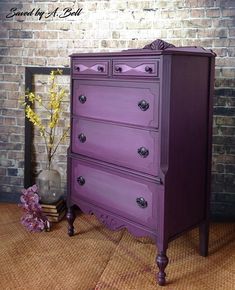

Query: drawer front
left=72, top=118, right=159, bottom=176
left=73, top=59, right=109, bottom=76
left=71, top=158, right=161, bottom=228
left=113, top=59, right=159, bottom=77
left=73, top=80, right=159, bottom=128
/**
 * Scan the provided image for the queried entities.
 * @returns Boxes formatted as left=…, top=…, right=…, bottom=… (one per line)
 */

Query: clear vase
left=37, top=169, right=62, bottom=204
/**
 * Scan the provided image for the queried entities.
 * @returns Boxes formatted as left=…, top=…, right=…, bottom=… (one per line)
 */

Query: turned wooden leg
left=66, top=206, right=76, bottom=236
left=199, top=221, right=209, bottom=257
left=156, top=251, right=169, bottom=286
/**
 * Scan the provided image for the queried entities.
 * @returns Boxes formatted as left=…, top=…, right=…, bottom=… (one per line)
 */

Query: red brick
left=7, top=151, right=24, bottom=160
left=2, top=99, right=19, bottom=108
left=16, top=117, right=24, bottom=126
left=228, top=48, right=235, bottom=57
left=213, top=38, right=229, bottom=47
left=185, top=0, right=214, bottom=7
left=182, top=19, right=212, bottom=28
left=4, top=66, right=16, bottom=73
left=34, top=31, right=58, bottom=39
left=212, top=48, right=228, bottom=57
left=23, top=57, right=46, bottom=66
left=229, top=39, right=235, bottom=46
left=0, top=31, right=8, bottom=39
left=21, top=22, right=45, bottom=30
left=0, top=168, right=6, bottom=176
left=197, top=28, right=227, bottom=38
left=9, top=135, right=24, bottom=143
left=4, top=117, right=16, bottom=126
left=212, top=19, right=235, bottom=28
left=3, top=74, right=21, bottom=82
left=206, top=8, right=221, bottom=18
left=222, top=8, right=235, bottom=17
left=0, top=57, right=22, bottom=65
left=222, top=68, right=235, bottom=78
left=229, top=29, right=235, bottom=37
left=216, top=57, right=235, bottom=67
left=190, top=8, right=205, bottom=18
left=35, top=49, right=59, bottom=57
left=0, top=83, right=19, bottom=91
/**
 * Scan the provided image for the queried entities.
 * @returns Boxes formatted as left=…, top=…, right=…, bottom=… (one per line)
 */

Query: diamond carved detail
left=115, top=64, right=154, bottom=73
left=75, top=64, right=105, bottom=72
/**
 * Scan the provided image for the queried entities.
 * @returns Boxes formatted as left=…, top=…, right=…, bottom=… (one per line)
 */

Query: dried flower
left=19, top=185, right=50, bottom=232
left=19, top=69, right=70, bottom=170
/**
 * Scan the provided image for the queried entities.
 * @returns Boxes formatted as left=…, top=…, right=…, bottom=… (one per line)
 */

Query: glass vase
left=37, top=169, right=62, bottom=204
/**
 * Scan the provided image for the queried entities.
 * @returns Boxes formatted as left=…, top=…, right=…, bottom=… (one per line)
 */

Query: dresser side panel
left=164, top=55, right=212, bottom=238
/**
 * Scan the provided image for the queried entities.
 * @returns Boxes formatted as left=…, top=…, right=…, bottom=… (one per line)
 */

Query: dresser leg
left=199, top=221, right=209, bottom=257
left=66, top=206, right=76, bottom=236
left=156, top=251, right=169, bottom=286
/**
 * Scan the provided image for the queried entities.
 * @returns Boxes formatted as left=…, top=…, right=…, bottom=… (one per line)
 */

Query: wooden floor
left=0, top=203, right=234, bottom=290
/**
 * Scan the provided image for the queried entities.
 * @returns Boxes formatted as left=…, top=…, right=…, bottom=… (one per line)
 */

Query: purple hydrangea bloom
left=19, top=185, right=49, bottom=232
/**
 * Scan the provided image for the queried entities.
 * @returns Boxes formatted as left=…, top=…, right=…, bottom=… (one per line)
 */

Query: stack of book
left=40, top=199, right=66, bottom=223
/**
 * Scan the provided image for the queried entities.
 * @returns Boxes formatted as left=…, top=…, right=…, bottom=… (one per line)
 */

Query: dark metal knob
left=114, top=66, right=122, bottom=73
left=97, top=66, right=104, bottom=72
left=136, top=197, right=148, bottom=208
left=78, top=133, right=86, bottom=143
left=78, top=95, right=86, bottom=104
left=75, top=66, right=80, bottom=71
left=77, top=176, right=85, bottom=186
left=145, top=66, right=153, bottom=73
left=138, top=147, right=149, bottom=158
left=138, top=100, right=149, bottom=111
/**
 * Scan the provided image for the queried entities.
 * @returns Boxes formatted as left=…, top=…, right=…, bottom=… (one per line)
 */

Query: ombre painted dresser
left=66, top=47, right=215, bottom=286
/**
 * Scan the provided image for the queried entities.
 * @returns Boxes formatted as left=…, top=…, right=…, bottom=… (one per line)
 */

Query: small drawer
left=72, top=118, right=160, bottom=176
left=70, top=157, right=162, bottom=229
left=73, top=80, right=159, bottom=128
left=73, top=59, right=109, bottom=76
left=113, top=59, right=159, bottom=77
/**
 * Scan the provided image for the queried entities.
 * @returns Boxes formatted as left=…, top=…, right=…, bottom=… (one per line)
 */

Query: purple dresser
left=66, top=47, right=215, bottom=286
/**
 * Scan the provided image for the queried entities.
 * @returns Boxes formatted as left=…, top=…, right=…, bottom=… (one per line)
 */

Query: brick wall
left=0, top=0, right=234, bottom=218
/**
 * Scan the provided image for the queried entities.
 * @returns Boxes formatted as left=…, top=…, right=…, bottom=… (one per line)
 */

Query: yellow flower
left=20, top=69, right=69, bottom=168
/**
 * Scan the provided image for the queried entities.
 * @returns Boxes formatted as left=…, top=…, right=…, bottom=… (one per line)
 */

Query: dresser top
left=70, top=47, right=216, bottom=58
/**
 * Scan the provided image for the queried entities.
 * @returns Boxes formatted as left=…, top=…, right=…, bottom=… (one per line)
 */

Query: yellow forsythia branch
left=20, top=69, right=69, bottom=169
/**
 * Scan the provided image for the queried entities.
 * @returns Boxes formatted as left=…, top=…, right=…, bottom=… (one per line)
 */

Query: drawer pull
left=77, top=176, right=85, bottom=186
left=138, top=146, right=149, bottom=158
left=78, top=95, right=87, bottom=104
left=136, top=197, right=148, bottom=208
left=78, top=133, right=86, bottom=143
left=114, top=66, right=122, bottom=73
left=145, top=66, right=153, bottom=73
left=75, top=66, right=80, bottom=72
left=97, top=66, right=104, bottom=72
left=138, top=100, right=149, bottom=111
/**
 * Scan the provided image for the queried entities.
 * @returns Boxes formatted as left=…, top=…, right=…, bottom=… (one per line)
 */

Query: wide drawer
left=70, top=157, right=162, bottom=229
left=72, top=59, right=109, bottom=76
left=113, top=59, right=159, bottom=77
left=72, top=118, right=159, bottom=176
left=73, top=80, right=159, bottom=128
